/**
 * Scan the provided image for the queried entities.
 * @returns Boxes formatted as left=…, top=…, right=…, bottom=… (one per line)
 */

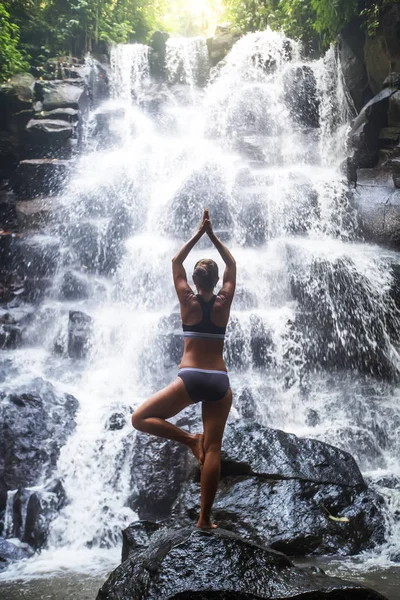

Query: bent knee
left=131, top=411, right=144, bottom=431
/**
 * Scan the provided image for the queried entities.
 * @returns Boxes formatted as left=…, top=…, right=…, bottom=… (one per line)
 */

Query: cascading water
left=1, top=29, right=400, bottom=592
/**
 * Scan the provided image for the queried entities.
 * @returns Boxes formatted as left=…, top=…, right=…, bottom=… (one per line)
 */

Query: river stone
left=222, top=422, right=364, bottom=486
left=0, top=539, right=34, bottom=572
left=128, top=432, right=192, bottom=521
left=388, top=90, right=400, bottom=126
left=68, top=310, right=93, bottom=359
left=349, top=88, right=397, bottom=168
left=338, top=23, right=372, bottom=113
left=207, top=23, right=241, bottom=67
left=0, top=74, right=34, bottom=131
left=40, top=80, right=89, bottom=111
left=21, top=479, right=66, bottom=549
left=174, top=475, right=384, bottom=556
left=0, top=379, right=79, bottom=503
left=33, top=107, right=79, bottom=122
left=97, top=527, right=388, bottom=599
left=12, top=158, right=71, bottom=199
left=283, top=65, right=319, bottom=128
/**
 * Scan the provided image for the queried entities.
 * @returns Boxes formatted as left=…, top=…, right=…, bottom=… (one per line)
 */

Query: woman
left=131, top=208, right=236, bottom=529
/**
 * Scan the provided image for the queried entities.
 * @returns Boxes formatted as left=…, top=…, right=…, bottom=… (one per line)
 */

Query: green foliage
left=223, top=0, right=398, bottom=51
left=0, top=4, right=29, bottom=80
left=360, top=0, right=395, bottom=36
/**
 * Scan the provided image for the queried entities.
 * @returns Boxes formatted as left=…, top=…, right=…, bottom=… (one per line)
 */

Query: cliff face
left=340, top=7, right=400, bottom=249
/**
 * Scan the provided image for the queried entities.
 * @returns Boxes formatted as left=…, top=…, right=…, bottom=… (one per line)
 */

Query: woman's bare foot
left=196, top=519, right=218, bottom=529
left=188, top=433, right=205, bottom=467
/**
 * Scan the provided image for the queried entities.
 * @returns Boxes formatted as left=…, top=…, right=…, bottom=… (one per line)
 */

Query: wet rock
left=68, top=310, right=93, bottom=359
left=249, top=314, right=274, bottom=367
left=172, top=423, right=385, bottom=556
left=23, top=479, right=66, bottom=549
left=0, top=539, right=34, bottom=572
left=0, top=379, right=79, bottom=502
left=97, top=527, right=388, bottom=599
left=16, top=197, right=55, bottom=229
left=0, top=74, right=34, bottom=131
left=364, top=6, right=400, bottom=95
left=121, top=520, right=161, bottom=561
left=0, top=133, right=19, bottom=179
left=289, top=249, right=399, bottom=377
left=128, top=432, right=193, bottom=521
left=37, top=80, right=89, bottom=112
left=349, top=88, right=397, bottom=168
left=175, top=477, right=384, bottom=556
left=224, top=316, right=247, bottom=370
left=239, top=201, right=267, bottom=246
left=59, top=270, right=90, bottom=300
left=12, top=159, right=71, bottom=199
left=207, top=23, right=241, bottom=67
left=167, top=165, right=233, bottom=238
left=106, top=412, right=126, bottom=431
left=0, top=323, right=22, bottom=349
left=283, top=65, right=320, bottom=128
left=150, top=31, right=170, bottom=79
left=353, top=168, right=400, bottom=244
left=33, top=107, right=79, bottom=122
left=388, top=90, right=400, bottom=126
left=338, top=21, right=372, bottom=113
left=24, top=119, right=75, bottom=158
left=16, top=236, right=61, bottom=279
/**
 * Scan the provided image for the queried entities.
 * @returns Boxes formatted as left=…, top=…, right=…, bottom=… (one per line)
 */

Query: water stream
left=1, top=29, right=400, bottom=594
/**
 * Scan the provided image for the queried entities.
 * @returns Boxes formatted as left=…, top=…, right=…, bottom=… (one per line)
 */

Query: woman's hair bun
left=193, top=259, right=219, bottom=292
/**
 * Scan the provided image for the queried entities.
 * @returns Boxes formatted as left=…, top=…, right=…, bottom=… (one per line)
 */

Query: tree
left=0, top=4, right=29, bottom=80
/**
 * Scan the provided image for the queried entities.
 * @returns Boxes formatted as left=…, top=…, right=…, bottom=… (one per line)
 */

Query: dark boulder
left=127, top=420, right=384, bottom=557
left=0, top=133, right=19, bottom=179
left=128, top=432, right=193, bottom=521
left=173, top=423, right=385, bottom=556
left=288, top=249, right=400, bottom=377
left=175, top=477, right=384, bottom=557
left=283, top=65, right=320, bottom=128
left=0, top=379, right=79, bottom=503
left=353, top=167, right=400, bottom=244
left=97, top=527, right=388, bottom=600
left=222, top=422, right=364, bottom=486
left=238, top=201, right=268, bottom=246
left=121, top=520, right=161, bottom=561
left=338, top=20, right=372, bottom=113
left=59, top=270, right=90, bottom=300
left=207, top=23, right=241, bottom=67
left=68, top=310, right=93, bottom=359
left=364, top=5, right=400, bottom=95
left=37, top=80, right=89, bottom=112
left=0, top=74, right=34, bottom=132
left=150, top=31, right=170, bottom=79
left=166, top=165, right=233, bottom=238
left=106, top=412, right=127, bottom=431
left=0, top=539, right=33, bottom=573
left=12, top=159, right=71, bottom=199
left=9, top=479, right=66, bottom=549
left=24, top=119, right=75, bottom=159
left=349, top=87, right=397, bottom=168
left=33, top=107, right=79, bottom=122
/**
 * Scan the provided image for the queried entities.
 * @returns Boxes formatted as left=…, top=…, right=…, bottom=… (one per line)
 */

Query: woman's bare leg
left=197, top=389, right=232, bottom=529
left=131, top=378, right=204, bottom=465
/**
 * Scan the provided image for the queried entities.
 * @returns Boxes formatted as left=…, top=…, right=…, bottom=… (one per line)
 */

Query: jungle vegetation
left=0, top=0, right=397, bottom=80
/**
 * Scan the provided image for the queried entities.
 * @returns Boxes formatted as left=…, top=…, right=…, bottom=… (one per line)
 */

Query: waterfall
left=2, top=29, right=400, bottom=579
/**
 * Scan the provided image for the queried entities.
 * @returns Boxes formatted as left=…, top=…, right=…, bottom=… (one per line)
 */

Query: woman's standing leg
left=197, top=389, right=232, bottom=528
left=131, top=378, right=204, bottom=464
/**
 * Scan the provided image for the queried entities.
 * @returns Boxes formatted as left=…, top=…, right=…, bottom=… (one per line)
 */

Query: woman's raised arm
left=205, top=211, right=236, bottom=302
left=172, top=210, right=208, bottom=300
